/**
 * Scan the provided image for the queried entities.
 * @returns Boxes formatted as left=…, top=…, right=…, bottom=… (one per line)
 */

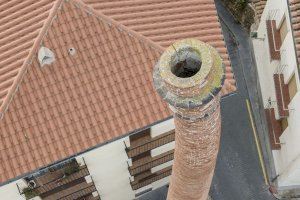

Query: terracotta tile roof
left=251, top=0, right=267, bottom=20
left=0, top=0, right=57, bottom=119
left=0, top=0, right=235, bottom=184
left=290, top=0, right=300, bottom=64
left=83, top=0, right=236, bottom=94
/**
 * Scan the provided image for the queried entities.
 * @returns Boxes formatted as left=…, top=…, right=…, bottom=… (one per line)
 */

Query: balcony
left=130, top=166, right=172, bottom=190
left=273, top=73, right=290, bottom=117
left=265, top=108, right=285, bottom=150
left=266, top=19, right=281, bottom=60
left=129, top=150, right=174, bottom=176
left=125, top=130, right=175, bottom=158
left=18, top=159, right=100, bottom=200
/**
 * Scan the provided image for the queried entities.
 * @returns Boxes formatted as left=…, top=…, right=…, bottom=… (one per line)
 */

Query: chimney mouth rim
left=170, top=46, right=202, bottom=78
left=158, top=39, right=212, bottom=89
left=153, top=39, right=225, bottom=108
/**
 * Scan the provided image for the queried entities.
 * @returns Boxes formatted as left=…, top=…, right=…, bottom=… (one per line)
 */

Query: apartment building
left=0, top=0, right=235, bottom=199
left=252, top=0, right=300, bottom=189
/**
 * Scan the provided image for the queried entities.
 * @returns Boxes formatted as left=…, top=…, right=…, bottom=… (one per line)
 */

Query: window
left=279, top=17, right=288, bottom=44
left=288, top=74, right=298, bottom=100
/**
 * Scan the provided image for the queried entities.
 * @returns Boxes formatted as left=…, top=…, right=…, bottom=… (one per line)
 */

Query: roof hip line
left=0, top=0, right=165, bottom=120
left=0, top=0, right=64, bottom=120
left=71, top=0, right=165, bottom=52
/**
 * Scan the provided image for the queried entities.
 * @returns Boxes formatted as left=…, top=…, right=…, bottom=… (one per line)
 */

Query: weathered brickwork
left=169, top=97, right=221, bottom=200
left=153, top=39, right=225, bottom=200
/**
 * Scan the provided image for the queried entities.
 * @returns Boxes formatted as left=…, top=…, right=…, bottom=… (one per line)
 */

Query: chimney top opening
left=171, top=47, right=202, bottom=78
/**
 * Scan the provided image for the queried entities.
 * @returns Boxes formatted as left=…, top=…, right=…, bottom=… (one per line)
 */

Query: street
left=210, top=1, right=275, bottom=199
left=139, top=1, right=276, bottom=200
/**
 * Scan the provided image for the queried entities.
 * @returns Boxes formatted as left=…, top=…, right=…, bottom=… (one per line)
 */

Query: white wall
left=151, top=161, right=173, bottom=173
left=151, top=141, right=175, bottom=157
left=254, top=0, right=300, bottom=188
left=278, top=154, right=300, bottom=188
left=0, top=118, right=176, bottom=199
left=76, top=136, right=135, bottom=200
left=151, top=118, right=175, bottom=138
left=276, top=92, right=300, bottom=187
left=152, top=176, right=171, bottom=190
left=76, top=118, right=175, bottom=199
left=0, top=180, right=26, bottom=200
left=253, top=39, right=278, bottom=105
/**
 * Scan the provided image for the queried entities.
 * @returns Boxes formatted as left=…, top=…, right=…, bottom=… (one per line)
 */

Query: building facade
left=0, top=0, right=235, bottom=199
left=252, top=0, right=300, bottom=189
left=0, top=118, right=175, bottom=200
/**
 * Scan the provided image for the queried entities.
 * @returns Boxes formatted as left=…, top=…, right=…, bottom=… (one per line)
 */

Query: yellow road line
left=246, top=99, right=269, bottom=185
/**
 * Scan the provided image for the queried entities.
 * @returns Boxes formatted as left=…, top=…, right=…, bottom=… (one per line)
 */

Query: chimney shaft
left=153, top=39, right=225, bottom=200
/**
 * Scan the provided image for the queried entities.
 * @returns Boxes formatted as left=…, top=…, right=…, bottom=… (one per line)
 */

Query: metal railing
left=17, top=157, right=94, bottom=198
left=126, top=130, right=175, bottom=158
left=131, top=167, right=172, bottom=190
left=268, top=9, right=279, bottom=20
left=35, top=166, right=90, bottom=194
left=58, top=184, right=98, bottom=200
left=129, top=150, right=174, bottom=176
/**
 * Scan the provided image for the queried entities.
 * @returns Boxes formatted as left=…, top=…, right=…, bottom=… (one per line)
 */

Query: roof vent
left=38, top=46, right=55, bottom=67
left=68, top=47, right=76, bottom=55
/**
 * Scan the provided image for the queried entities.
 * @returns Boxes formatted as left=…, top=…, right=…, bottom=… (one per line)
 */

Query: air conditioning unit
left=92, top=191, right=99, bottom=197
left=85, top=175, right=92, bottom=184
left=75, top=157, right=85, bottom=167
left=250, top=31, right=258, bottom=38
left=28, top=180, right=37, bottom=189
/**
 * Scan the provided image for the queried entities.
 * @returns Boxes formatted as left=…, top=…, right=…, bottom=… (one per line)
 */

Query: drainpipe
left=153, top=39, right=225, bottom=200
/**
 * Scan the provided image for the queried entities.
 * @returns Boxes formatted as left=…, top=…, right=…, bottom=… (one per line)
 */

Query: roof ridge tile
left=71, top=0, right=164, bottom=52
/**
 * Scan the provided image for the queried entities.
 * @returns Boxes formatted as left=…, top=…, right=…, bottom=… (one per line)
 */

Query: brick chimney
left=153, top=39, right=225, bottom=200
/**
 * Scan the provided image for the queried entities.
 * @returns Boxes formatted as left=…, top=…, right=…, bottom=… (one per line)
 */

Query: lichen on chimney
left=153, top=38, right=225, bottom=110
left=153, top=38, right=226, bottom=200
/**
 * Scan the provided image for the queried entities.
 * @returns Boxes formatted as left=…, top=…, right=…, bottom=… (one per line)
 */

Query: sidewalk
left=215, top=0, right=277, bottom=187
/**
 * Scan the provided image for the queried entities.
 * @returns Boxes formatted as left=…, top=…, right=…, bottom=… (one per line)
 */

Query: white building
left=252, top=0, right=300, bottom=189
left=0, top=119, right=175, bottom=200
left=0, top=0, right=235, bottom=199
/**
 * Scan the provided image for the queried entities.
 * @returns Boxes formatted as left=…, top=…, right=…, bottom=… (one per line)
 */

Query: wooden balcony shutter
left=266, top=20, right=281, bottom=60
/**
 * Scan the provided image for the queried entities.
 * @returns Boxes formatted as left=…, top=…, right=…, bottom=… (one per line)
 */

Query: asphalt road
left=210, top=21, right=274, bottom=200
left=210, top=1, right=275, bottom=199
left=139, top=1, right=276, bottom=200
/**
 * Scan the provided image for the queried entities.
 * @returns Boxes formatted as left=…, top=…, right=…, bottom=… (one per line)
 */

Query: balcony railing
left=57, top=184, right=99, bottom=200
left=125, top=130, right=175, bottom=158
left=268, top=9, right=279, bottom=20
left=131, top=166, right=172, bottom=190
left=129, top=150, right=174, bottom=176
left=17, top=158, right=100, bottom=200
left=34, top=166, right=90, bottom=195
